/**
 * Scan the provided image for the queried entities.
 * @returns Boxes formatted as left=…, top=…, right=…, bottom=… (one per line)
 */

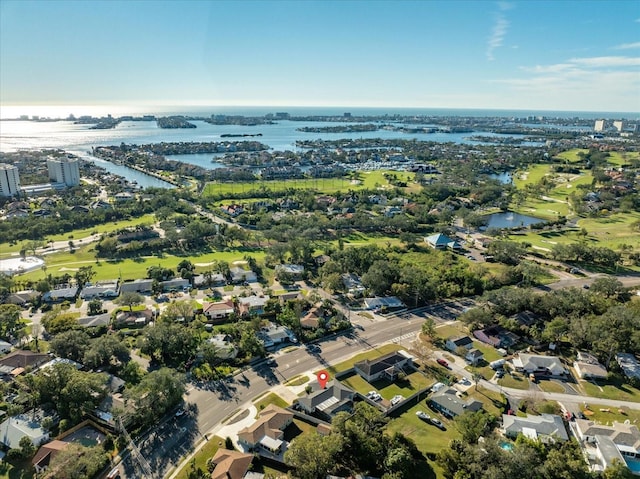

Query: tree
left=50, top=330, right=91, bottom=362
left=83, top=334, right=130, bottom=370
left=47, top=443, right=109, bottom=479
left=590, top=276, right=628, bottom=301
left=602, top=459, right=635, bottom=479
left=285, top=431, right=341, bottom=479
left=18, top=436, right=35, bottom=458
left=0, top=304, right=21, bottom=339
left=421, top=317, right=436, bottom=340
left=116, top=291, right=144, bottom=311
left=126, top=367, right=185, bottom=428
left=161, top=300, right=196, bottom=323
left=87, top=298, right=104, bottom=316
left=454, top=411, right=494, bottom=443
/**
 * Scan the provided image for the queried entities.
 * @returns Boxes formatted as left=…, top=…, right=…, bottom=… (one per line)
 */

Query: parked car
left=175, top=408, right=185, bottom=417
left=416, top=411, right=430, bottom=421
left=266, top=358, right=277, bottom=367
left=390, top=394, right=404, bottom=406
left=430, top=418, right=446, bottom=430
left=495, top=370, right=505, bottom=378
left=437, top=358, right=449, bottom=368
left=366, top=391, right=382, bottom=401
left=431, top=382, right=445, bottom=393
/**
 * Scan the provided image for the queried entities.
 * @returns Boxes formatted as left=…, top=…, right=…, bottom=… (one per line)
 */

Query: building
left=445, top=336, right=474, bottom=353
left=259, top=324, right=296, bottom=349
left=238, top=296, right=270, bottom=317
left=363, top=296, right=405, bottom=311
left=425, top=233, right=462, bottom=250
left=297, top=381, right=355, bottom=420
left=0, top=164, right=20, bottom=197
left=428, top=387, right=482, bottom=418
left=203, top=300, right=236, bottom=322
left=119, top=279, right=154, bottom=294
left=616, top=353, right=640, bottom=381
left=354, top=350, right=413, bottom=382
left=594, top=119, right=606, bottom=132
left=209, top=448, right=254, bottom=479
left=613, top=120, right=624, bottom=132
left=501, top=413, right=568, bottom=443
left=32, top=440, right=69, bottom=474
left=230, top=267, right=258, bottom=284
left=473, top=325, right=519, bottom=349
left=47, top=157, right=80, bottom=187
left=465, top=349, right=484, bottom=366
left=0, top=411, right=52, bottom=449
left=512, top=353, right=568, bottom=377
left=80, top=280, right=119, bottom=299
left=207, top=334, right=238, bottom=359
left=571, top=419, right=640, bottom=474
left=574, top=352, right=608, bottom=380
left=237, top=404, right=293, bottom=455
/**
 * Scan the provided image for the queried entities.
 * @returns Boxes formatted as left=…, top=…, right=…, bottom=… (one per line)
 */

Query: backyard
left=340, top=369, right=433, bottom=402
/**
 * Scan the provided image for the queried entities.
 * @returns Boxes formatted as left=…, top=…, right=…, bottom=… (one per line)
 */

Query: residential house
left=428, top=387, right=483, bottom=418
left=259, top=324, right=296, bottom=350
left=512, top=353, right=568, bottom=377
left=473, top=325, right=519, bottom=349
left=0, top=410, right=53, bottom=449
left=160, top=278, right=190, bottom=292
left=0, top=350, right=50, bottom=371
left=32, top=440, right=69, bottom=474
left=300, top=304, right=324, bottom=330
left=237, top=404, right=293, bottom=455
left=501, top=414, right=568, bottom=443
left=80, top=279, right=119, bottom=299
left=354, top=350, right=413, bottom=382
left=5, top=290, right=38, bottom=307
left=119, top=279, right=153, bottom=294
left=275, top=264, right=304, bottom=277
left=230, top=267, right=258, bottom=284
left=114, top=309, right=153, bottom=328
left=209, top=448, right=254, bottom=479
left=465, top=349, right=484, bottom=366
left=203, top=300, right=235, bottom=322
left=207, top=334, right=238, bottom=360
left=616, top=353, right=640, bottom=381
left=298, top=380, right=354, bottom=421
left=363, top=296, right=405, bottom=312
left=425, top=233, right=462, bottom=251
left=342, top=273, right=365, bottom=296
left=276, top=291, right=302, bottom=304
left=571, top=419, right=640, bottom=473
left=445, top=336, right=473, bottom=353
left=220, top=204, right=245, bottom=217
left=78, top=313, right=111, bottom=328
left=574, top=352, right=608, bottom=380
left=513, top=310, right=541, bottom=328
left=238, top=296, right=269, bottom=317
left=0, top=341, right=12, bottom=354
left=43, top=286, right=78, bottom=302
left=192, top=273, right=226, bottom=288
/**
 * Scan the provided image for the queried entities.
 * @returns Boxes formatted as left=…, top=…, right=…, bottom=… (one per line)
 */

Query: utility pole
left=117, top=416, right=155, bottom=478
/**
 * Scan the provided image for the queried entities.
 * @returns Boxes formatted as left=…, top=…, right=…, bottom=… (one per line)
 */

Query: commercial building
left=47, top=157, right=80, bottom=186
left=0, top=164, right=21, bottom=197
left=594, top=120, right=606, bottom=132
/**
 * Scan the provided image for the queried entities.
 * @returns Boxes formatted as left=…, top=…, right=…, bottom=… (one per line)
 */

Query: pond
left=486, top=211, right=545, bottom=229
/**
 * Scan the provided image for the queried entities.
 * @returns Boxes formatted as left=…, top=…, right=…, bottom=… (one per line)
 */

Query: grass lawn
left=325, top=343, right=403, bottom=376
left=607, top=151, right=639, bottom=167
left=15, top=243, right=266, bottom=283
left=498, top=372, right=530, bottom=390
left=386, top=400, right=455, bottom=478
left=580, top=378, right=640, bottom=403
left=580, top=405, right=640, bottom=425
left=513, top=165, right=551, bottom=188
left=554, top=149, right=589, bottom=163
left=173, top=435, right=224, bottom=479
left=341, top=370, right=433, bottom=400
left=284, top=375, right=310, bottom=387
left=283, top=418, right=316, bottom=442
left=254, top=392, right=289, bottom=416
left=513, top=197, right=570, bottom=220
left=536, top=379, right=567, bottom=394
left=202, top=170, right=418, bottom=197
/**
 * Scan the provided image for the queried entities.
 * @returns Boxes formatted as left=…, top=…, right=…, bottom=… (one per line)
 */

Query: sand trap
left=0, top=256, right=44, bottom=275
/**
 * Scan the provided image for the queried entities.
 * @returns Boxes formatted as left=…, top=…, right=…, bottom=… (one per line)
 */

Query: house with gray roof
left=43, top=286, right=78, bottom=302
left=616, top=352, right=640, bottom=381
left=428, top=387, right=482, bottom=418
left=501, top=413, right=568, bottom=443
left=80, top=280, right=119, bottom=299
left=78, top=312, right=111, bottom=328
left=298, top=381, right=355, bottom=421
left=354, top=350, right=413, bottom=382
left=119, top=279, right=153, bottom=294
left=512, top=353, right=568, bottom=377
left=445, top=336, right=473, bottom=353
left=0, top=410, right=54, bottom=449
left=230, top=267, right=257, bottom=284
left=425, top=233, right=461, bottom=250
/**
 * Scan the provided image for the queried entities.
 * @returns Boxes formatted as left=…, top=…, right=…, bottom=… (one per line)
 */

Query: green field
left=340, top=370, right=433, bottom=400
left=173, top=435, right=224, bottom=479
left=202, top=170, right=418, bottom=197
left=13, top=243, right=266, bottom=283
left=325, top=344, right=403, bottom=375
left=0, top=214, right=157, bottom=257
left=580, top=378, right=640, bottom=403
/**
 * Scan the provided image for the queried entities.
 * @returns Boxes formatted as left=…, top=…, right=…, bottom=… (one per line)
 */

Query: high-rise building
left=594, top=119, right=605, bottom=132
left=47, top=157, right=80, bottom=186
left=0, top=164, right=21, bottom=197
left=613, top=120, right=624, bottom=132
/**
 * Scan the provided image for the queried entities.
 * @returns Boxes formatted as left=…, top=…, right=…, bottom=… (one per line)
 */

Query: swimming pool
left=624, top=456, right=640, bottom=475
left=500, top=442, right=514, bottom=452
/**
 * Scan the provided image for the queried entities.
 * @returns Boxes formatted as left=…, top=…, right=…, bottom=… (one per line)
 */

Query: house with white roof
left=0, top=410, right=54, bottom=449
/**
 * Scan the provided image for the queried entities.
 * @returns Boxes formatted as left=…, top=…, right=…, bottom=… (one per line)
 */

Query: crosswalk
left=390, top=332, right=416, bottom=343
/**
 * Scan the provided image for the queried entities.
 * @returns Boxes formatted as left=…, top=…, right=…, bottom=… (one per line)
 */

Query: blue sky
left=1, top=0, right=638, bottom=112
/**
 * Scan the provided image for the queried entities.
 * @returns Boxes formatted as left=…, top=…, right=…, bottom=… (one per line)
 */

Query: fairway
left=202, top=170, right=418, bottom=196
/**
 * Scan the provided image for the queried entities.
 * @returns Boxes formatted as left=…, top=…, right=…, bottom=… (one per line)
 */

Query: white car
left=431, top=382, right=445, bottom=393
left=366, top=391, right=382, bottom=401
left=390, top=394, right=404, bottom=406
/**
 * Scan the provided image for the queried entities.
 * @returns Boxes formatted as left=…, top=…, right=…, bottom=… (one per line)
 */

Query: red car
left=437, top=359, right=449, bottom=367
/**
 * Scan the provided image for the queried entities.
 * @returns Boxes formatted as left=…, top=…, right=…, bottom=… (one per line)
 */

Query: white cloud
left=613, top=42, right=640, bottom=50
left=493, top=54, right=640, bottom=111
left=486, top=2, right=512, bottom=61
